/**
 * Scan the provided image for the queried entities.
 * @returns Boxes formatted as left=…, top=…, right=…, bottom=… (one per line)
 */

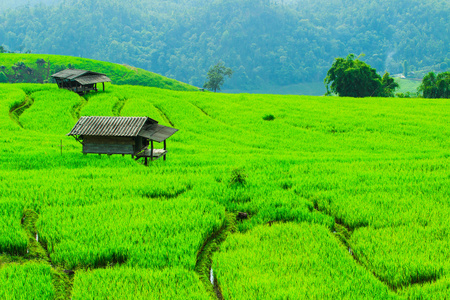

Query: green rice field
left=0, top=81, right=449, bottom=299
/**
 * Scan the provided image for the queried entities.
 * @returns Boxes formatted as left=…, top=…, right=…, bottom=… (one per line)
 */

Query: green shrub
left=229, top=168, right=248, bottom=186
left=262, top=114, right=275, bottom=121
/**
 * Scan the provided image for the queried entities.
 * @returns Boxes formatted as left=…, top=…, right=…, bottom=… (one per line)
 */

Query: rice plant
left=37, top=197, right=225, bottom=270
left=1, top=82, right=450, bottom=297
left=0, top=263, right=55, bottom=300
left=20, top=89, right=83, bottom=135
left=213, top=222, right=397, bottom=299
left=0, top=200, right=27, bottom=255
left=72, top=267, right=209, bottom=300
left=351, top=224, right=450, bottom=288
left=400, top=275, right=450, bottom=299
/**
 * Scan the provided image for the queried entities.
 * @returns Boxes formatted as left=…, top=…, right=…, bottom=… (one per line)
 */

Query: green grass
left=213, top=222, right=397, bottom=299
left=0, top=200, right=27, bottom=256
left=352, top=224, right=450, bottom=288
left=0, top=84, right=26, bottom=131
left=38, top=197, right=224, bottom=270
left=400, top=275, right=450, bottom=299
left=0, top=263, right=55, bottom=300
left=81, top=92, right=119, bottom=116
left=0, top=82, right=450, bottom=298
left=71, top=267, right=210, bottom=300
left=20, top=89, right=83, bottom=135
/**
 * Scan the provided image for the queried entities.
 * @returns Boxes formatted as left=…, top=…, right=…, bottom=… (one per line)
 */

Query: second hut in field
left=52, top=69, right=111, bottom=94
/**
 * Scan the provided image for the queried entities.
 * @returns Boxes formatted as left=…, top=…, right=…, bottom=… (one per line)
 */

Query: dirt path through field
left=21, top=209, right=74, bottom=299
left=195, top=212, right=235, bottom=299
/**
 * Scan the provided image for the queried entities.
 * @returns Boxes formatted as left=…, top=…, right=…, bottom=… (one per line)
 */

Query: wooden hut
left=51, top=69, right=111, bottom=94
left=67, top=116, right=178, bottom=164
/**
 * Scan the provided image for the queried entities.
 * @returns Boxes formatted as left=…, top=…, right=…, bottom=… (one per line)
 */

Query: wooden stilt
left=103, top=82, right=105, bottom=92
left=164, top=140, right=167, bottom=161
left=150, top=140, right=154, bottom=161
left=145, top=157, right=148, bottom=166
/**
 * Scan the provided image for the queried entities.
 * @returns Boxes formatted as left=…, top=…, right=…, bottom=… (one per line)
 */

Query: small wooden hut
left=67, top=116, right=178, bottom=164
left=51, top=69, right=111, bottom=94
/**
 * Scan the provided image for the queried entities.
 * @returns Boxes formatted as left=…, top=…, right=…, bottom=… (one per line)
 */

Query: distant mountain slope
left=0, top=0, right=448, bottom=91
left=0, top=0, right=57, bottom=11
left=0, top=54, right=199, bottom=91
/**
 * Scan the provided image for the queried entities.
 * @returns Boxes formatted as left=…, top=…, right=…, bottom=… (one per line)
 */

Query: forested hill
left=0, top=0, right=56, bottom=11
left=0, top=0, right=449, bottom=91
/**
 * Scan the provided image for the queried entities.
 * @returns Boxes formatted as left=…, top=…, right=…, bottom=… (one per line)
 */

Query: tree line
left=0, top=58, right=73, bottom=84
left=0, top=0, right=448, bottom=91
left=418, top=72, right=450, bottom=99
left=324, top=54, right=449, bottom=98
left=2, top=53, right=447, bottom=98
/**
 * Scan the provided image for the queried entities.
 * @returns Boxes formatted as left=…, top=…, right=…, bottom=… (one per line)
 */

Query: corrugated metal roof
left=52, top=69, right=91, bottom=79
left=67, top=116, right=152, bottom=137
left=51, top=69, right=111, bottom=83
left=75, top=74, right=112, bottom=85
left=67, top=116, right=177, bottom=142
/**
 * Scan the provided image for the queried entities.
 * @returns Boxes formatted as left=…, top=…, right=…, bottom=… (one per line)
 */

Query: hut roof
left=138, top=123, right=179, bottom=143
left=51, top=69, right=111, bottom=85
left=67, top=116, right=178, bottom=142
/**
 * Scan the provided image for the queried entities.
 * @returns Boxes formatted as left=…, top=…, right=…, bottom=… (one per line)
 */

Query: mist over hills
left=0, top=0, right=449, bottom=91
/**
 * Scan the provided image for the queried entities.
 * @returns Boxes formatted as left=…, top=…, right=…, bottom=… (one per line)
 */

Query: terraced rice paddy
left=0, top=82, right=449, bottom=298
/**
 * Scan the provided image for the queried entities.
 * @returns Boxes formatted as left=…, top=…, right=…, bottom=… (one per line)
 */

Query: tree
left=380, top=72, right=399, bottom=97
left=203, top=62, right=233, bottom=92
left=418, top=71, right=450, bottom=98
left=35, top=59, right=47, bottom=83
left=36, top=59, right=46, bottom=68
left=324, top=54, right=398, bottom=97
left=0, top=72, right=8, bottom=83
left=402, top=60, right=408, bottom=77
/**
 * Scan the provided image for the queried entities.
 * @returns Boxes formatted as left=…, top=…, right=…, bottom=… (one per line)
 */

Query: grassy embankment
left=0, top=53, right=199, bottom=91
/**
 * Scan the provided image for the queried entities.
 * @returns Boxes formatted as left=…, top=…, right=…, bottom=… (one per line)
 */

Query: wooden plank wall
left=82, top=136, right=136, bottom=154
left=83, top=136, right=135, bottom=145
left=83, top=144, right=134, bottom=154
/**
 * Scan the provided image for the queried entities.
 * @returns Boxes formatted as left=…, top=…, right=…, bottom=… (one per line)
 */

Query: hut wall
left=82, top=136, right=136, bottom=154
left=135, top=137, right=145, bottom=153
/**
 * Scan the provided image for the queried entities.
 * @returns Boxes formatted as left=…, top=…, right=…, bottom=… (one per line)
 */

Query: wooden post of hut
left=150, top=140, right=154, bottom=161
left=164, top=140, right=167, bottom=161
